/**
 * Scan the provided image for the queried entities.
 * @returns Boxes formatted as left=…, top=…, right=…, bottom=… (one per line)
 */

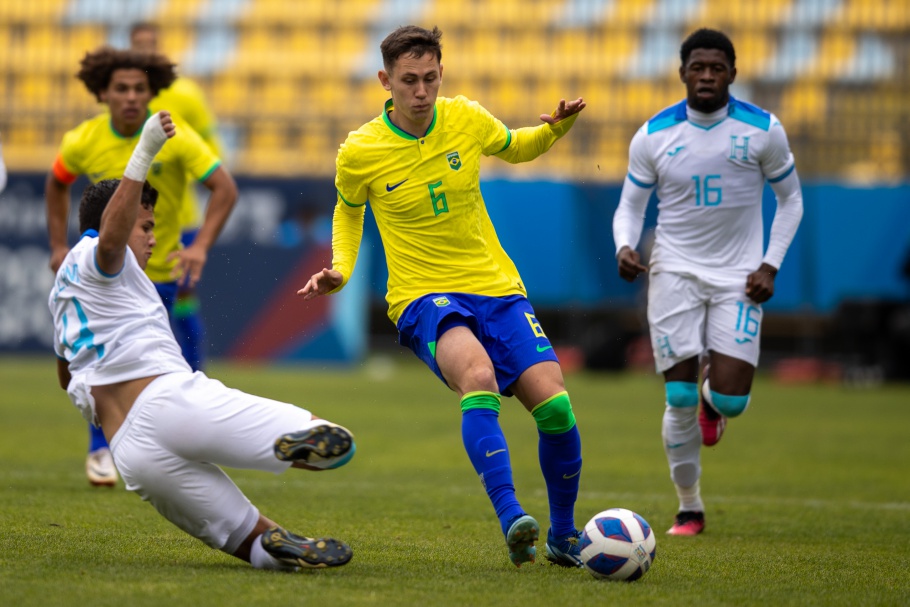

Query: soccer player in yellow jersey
left=45, top=47, right=238, bottom=487
left=299, top=25, right=586, bottom=568
left=130, top=22, right=226, bottom=372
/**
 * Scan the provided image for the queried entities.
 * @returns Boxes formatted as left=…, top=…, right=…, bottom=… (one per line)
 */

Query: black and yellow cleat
left=274, top=423, right=355, bottom=469
left=261, top=526, right=353, bottom=569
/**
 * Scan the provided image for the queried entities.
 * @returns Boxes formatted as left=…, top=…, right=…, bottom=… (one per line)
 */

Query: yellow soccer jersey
left=53, top=111, right=221, bottom=283
left=334, top=95, right=577, bottom=323
left=150, top=77, right=224, bottom=230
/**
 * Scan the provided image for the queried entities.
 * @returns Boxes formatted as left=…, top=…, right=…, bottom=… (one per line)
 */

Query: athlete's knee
left=707, top=390, right=751, bottom=418
left=665, top=381, right=699, bottom=408
left=531, top=392, right=576, bottom=434
left=458, top=363, right=498, bottom=393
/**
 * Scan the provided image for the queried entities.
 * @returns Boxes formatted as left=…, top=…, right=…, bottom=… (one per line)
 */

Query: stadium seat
left=0, top=0, right=907, bottom=180
left=836, top=0, right=910, bottom=30
left=777, top=82, right=828, bottom=134
left=693, top=0, right=793, bottom=27
left=0, top=0, right=66, bottom=22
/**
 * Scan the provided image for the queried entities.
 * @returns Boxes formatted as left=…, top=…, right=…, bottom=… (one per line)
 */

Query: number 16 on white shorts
left=647, top=271, right=762, bottom=373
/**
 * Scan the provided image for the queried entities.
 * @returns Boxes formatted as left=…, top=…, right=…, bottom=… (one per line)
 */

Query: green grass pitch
left=1, top=354, right=908, bottom=606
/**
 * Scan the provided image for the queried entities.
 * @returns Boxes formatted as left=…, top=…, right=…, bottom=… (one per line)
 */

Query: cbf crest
left=446, top=151, right=462, bottom=171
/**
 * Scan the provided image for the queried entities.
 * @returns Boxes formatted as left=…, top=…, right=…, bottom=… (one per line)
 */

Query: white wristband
left=123, top=112, right=170, bottom=182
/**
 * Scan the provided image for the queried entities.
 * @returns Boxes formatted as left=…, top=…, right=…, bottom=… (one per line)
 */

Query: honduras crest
left=446, top=151, right=462, bottom=171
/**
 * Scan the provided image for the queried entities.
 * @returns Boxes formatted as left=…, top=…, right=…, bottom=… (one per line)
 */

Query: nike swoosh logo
left=536, top=344, right=553, bottom=352
left=385, top=179, right=408, bottom=192
left=735, top=337, right=753, bottom=344
left=667, top=146, right=685, bottom=156
left=485, top=449, right=507, bottom=457
left=563, top=470, right=581, bottom=479
left=666, top=442, right=685, bottom=449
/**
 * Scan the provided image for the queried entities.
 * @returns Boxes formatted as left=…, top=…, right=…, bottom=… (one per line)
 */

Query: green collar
left=109, top=109, right=152, bottom=139
left=382, top=98, right=437, bottom=140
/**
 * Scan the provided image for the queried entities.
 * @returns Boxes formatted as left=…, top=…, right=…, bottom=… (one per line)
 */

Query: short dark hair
left=76, top=46, right=176, bottom=101
left=79, top=179, right=158, bottom=233
left=680, top=28, right=736, bottom=68
left=380, top=25, right=443, bottom=72
left=129, top=21, right=159, bottom=39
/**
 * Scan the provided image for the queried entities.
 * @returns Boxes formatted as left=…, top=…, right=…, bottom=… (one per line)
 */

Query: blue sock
left=175, top=310, right=205, bottom=371
left=538, top=424, right=582, bottom=538
left=531, top=393, right=582, bottom=538
left=174, top=296, right=205, bottom=372
left=89, top=423, right=108, bottom=453
left=461, top=393, right=525, bottom=536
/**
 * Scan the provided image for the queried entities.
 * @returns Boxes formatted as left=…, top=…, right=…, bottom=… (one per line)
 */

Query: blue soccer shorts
left=396, top=293, right=559, bottom=395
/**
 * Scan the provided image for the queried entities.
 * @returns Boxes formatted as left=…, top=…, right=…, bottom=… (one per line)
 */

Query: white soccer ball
left=579, top=508, right=656, bottom=581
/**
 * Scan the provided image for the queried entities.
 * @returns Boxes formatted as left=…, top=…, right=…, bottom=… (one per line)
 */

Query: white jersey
left=620, top=97, right=796, bottom=282
left=48, top=234, right=190, bottom=421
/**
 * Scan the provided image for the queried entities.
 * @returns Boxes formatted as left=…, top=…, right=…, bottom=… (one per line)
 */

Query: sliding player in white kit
left=612, top=29, right=803, bottom=535
left=49, top=111, right=355, bottom=570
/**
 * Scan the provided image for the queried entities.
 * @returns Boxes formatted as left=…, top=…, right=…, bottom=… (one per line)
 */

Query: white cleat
left=86, top=448, right=118, bottom=487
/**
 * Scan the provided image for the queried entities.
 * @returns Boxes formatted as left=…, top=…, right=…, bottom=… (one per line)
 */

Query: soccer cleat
left=86, top=447, right=117, bottom=487
left=261, top=526, right=353, bottom=569
left=666, top=510, right=705, bottom=536
left=698, top=366, right=726, bottom=446
left=274, top=423, right=355, bottom=469
left=544, top=528, right=584, bottom=568
left=505, top=514, right=540, bottom=567
left=699, top=397, right=726, bottom=446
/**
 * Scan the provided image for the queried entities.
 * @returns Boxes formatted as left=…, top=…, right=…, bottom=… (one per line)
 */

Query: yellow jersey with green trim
left=52, top=111, right=221, bottom=283
left=334, top=95, right=578, bottom=323
left=150, top=77, right=224, bottom=230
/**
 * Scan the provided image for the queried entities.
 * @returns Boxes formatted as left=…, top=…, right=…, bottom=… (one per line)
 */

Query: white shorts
left=647, top=271, right=762, bottom=373
left=108, top=371, right=319, bottom=553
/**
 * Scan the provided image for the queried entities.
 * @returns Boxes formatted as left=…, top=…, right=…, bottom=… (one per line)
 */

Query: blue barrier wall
left=2, top=172, right=908, bottom=356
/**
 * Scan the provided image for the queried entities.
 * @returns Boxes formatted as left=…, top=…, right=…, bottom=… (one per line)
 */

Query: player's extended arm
left=612, top=175, right=653, bottom=281
left=746, top=168, right=803, bottom=303
left=297, top=199, right=365, bottom=299
left=763, top=168, right=803, bottom=271
left=494, top=98, right=585, bottom=164
left=96, top=111, right=175, bottom=275
left=45, top=173, right=72, bottom=273
left=171, top=166, right=238, bottom=287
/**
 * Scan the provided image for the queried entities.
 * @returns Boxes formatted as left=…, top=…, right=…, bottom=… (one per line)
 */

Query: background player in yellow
left=299, top=25, right=587, bottom=568
left=130, top=21, right=226, bottom=372
left=44, top=46, right=238, bottom=487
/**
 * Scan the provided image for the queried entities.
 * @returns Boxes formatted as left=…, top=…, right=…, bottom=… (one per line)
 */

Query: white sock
left=661, top=405, right=704, bottom=512
left=675, top=479, right=705, bottom=513
left=249, top=534, right=299, bottom=571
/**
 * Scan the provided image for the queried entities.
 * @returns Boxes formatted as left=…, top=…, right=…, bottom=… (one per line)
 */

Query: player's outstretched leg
left=533, top=392, right=583, bottom=568
left=459, top=392, right=533, bottom=566
left=663, top=381, right=706, bottom=536
left=260, top=526, right=353, bottom=569
left=506, top=514, right=540, bottom=567
left=274, top=422, right=356, bottom=470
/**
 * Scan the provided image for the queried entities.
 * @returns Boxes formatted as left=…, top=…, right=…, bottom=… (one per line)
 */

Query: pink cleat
left=666, top=511, right=705, bottom=536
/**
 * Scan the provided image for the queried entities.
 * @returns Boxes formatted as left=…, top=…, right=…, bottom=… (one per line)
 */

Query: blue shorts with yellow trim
left=396, top=293, right=559, bottom=396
